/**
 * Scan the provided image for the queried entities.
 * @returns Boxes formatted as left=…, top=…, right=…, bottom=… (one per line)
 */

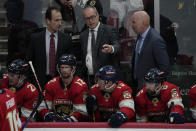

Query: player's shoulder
left=161, top=82, right=181, bottom=99
left=25, top=82, right=36, bottom=87
left=72, top=76, right=87, bottom=88
left=24, top=82, right=38, bottom=95
left=48, top=77, right=59, bottom=84
left=1, top=74, right=9, bottom=89
left=1, top=74, right=8, bottom=83
left=0, top=89, right=15, bottom=104
left=70, top=77, right=88, bottom=95
left=44, top=77, right=60, bottom=91
left=136, top=87, right=146, bottom=98
left=189, top=84, right=196, bottom=94
left=190, top=84, right=196, bottom=90
left=161, top=81, right=178, bottom=93
left=116, top=81, right=131, bottom=90
left=91, top=84, right=99, bottom=92
left=135, top=88, right=147, bottom=105
left=0, top=89, right=14, bottom=96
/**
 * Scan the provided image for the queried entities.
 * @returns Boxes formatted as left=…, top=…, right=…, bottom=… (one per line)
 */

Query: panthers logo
left=53, top=99, right=73, bottom=115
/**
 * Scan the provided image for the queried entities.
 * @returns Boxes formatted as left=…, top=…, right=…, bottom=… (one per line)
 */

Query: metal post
left=154, top=0, right=160, bottom=33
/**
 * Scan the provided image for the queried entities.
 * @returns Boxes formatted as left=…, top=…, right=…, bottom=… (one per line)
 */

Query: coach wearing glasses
left=80, top=5, right=120, bottom=87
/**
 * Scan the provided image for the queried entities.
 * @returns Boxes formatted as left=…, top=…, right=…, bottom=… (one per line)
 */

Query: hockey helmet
left=97, top=65, right=118, bottom=83
left=57, top=54, right=77, bottom=68
left=8, top=59, right=29, bottom=75
left=144, top=68, right=166, bottom=84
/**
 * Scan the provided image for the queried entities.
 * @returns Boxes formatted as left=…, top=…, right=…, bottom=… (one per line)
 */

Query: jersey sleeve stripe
left=190, top=107, right=196, bottom=120
left=73, top=104, right=88, bottom=115
left=38, top=101, right=52, bottom=111
left=21, top=107, right=34, bottom=120
left=119, top=99, right=135, bottom=111
left=167, top=98, right=184, bottom=108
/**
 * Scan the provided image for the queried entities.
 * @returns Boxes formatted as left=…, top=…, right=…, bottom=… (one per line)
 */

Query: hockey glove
left=44, top=112, right=58, bottom=122
left=85, top=95, right=98, bottom=115
left=108, top=112, right=128, bottom=128
left=169, top=112, right=184, bottom=124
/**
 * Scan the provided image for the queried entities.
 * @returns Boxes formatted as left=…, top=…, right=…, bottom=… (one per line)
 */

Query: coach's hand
left=102, top=44, right=114, bottom=54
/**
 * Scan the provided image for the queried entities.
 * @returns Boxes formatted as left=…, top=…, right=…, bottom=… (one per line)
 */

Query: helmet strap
left=16, top=74, right=25, bottom=88
left=153, top=83, right=162, bottom=96
left=104, top=81, right=116, bottom=93
left=71, top=66, right=76, bottom=76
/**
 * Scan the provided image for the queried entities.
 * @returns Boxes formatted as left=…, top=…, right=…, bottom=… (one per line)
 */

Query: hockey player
left=189, top=84, right=196, bottom=121
left=135, top=68, right=184, bottom=123
left=0, top=71, right=22, bottom=131
left=0, top=59, right=39, bottom=122
left=39, top=54, right=89, bottom=122
left=0, top=89, right=22, bottom=131
left=85, top=65, right=135, bottom=128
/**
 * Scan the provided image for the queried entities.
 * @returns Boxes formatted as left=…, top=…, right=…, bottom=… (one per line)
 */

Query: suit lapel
left=57, top=31, right=61, bottom=58
left=96, top=24, right=104, bottom=55
left=42, top=30, right=46, bottom=67
left=83, top=29, right=89, bottom=57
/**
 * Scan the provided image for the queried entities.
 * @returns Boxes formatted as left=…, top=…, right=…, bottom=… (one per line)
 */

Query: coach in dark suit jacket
left=131, top=11, right=170, bottom=91
left=80, top=6, right=120, bottom=86
left=27, top=7, right=72, bottom=87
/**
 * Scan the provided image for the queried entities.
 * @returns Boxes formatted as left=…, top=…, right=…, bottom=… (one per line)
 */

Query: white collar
left=141, top=26, right=150, bottom=39
left=89, top=22, right=100, bottom=32
left=46, top=28, right=58, bottom=38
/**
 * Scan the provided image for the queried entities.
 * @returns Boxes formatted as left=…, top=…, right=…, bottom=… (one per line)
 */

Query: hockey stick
left=21, top=61, right=50, bottom=130
left=22, top=90, right=43, bottom=130
left=28, top=61, right=50, bottom=111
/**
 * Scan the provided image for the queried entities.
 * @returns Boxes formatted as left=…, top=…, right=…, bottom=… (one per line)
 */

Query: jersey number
left=6, top=109, right=22, bottom=131
left=75, top=79, right=86, bottom=86
left=27, top=84, right=36, bottom=92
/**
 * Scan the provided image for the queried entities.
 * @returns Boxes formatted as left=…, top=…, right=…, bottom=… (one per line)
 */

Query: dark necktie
left=134, top=35, right=143, bottom=79
left=49, top=34, right=55, bottom=77
left=90, top=29, right=96, bottom=73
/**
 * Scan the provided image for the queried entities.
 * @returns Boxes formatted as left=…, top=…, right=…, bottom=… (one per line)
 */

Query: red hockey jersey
left=90, top=81, right=135, bottom=121
left=1, top=74, right=39, bottom=122
left=39, top=76, right=89, bottom=121
left=0, top=89, right=22, bottom=131
left=189, top=84, right=196, bottom=120
left=135, top=81, right=184, bottom=122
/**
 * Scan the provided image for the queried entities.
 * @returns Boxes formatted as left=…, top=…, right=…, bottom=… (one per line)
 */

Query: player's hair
left=45, top=6, right=60, bottom=20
